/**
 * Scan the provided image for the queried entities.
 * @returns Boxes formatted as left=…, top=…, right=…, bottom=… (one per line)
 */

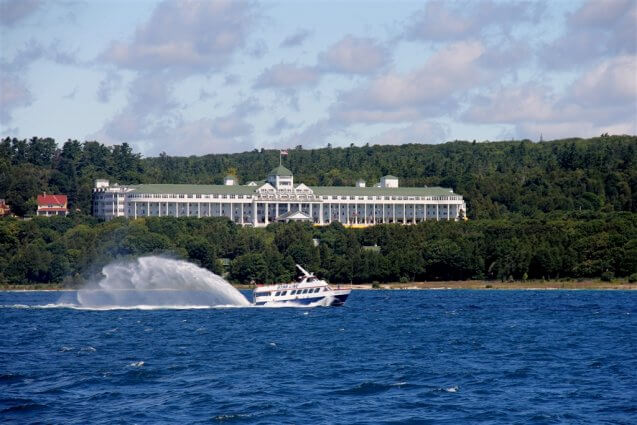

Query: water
left=1, top=290, right=636, bottom=424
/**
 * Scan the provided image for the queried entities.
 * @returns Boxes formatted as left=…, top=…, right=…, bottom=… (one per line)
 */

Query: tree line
left=1, top=135, right=636, bottom=218
left=0, top=213, right=635, bottom=286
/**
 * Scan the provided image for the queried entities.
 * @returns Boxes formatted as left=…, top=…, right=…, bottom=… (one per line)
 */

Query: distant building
left=0, top=199, right=11, bottom=217
left=93, top=167, right=466, bottom=226
left=37, top=194, right=68, bottom=217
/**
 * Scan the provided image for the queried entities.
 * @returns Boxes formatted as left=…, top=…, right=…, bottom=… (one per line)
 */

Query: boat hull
left=254, top=291, right=350, bottom=307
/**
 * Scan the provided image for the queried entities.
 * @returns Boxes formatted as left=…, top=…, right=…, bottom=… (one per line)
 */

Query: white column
left=392, top=204, right=396, bottom=223
left=319, top=203, right=324, bottom=225
left=252, top=201, right=257, bottom=225
left=436, top=204, right=439, bottom=221
left=310, top=203, right=313, bottom=222
left=134, top=202, right=137, bottom=219
left=403, top=203, right=406, bottom=224
left=364, top=203, right=367, bottom=224
left=147, top=202, right=150, bottom=217
left=373, top=203, right=376, bottom=224
left=198, top=202, right=201, bottom=218
left=240, top=202, right=244, bottom=224
left=265, top=202, right=269, bottom=224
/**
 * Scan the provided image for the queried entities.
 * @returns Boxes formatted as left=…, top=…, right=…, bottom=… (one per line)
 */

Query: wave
left=2, top=302, right=330, bottom=310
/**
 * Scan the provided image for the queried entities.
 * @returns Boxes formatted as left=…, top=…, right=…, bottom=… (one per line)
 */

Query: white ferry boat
left=253, top=265, right=351, bottom=306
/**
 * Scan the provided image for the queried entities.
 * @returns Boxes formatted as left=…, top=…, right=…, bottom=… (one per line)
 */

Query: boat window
left=275, top=291, right=280, bottom=296
left=255, top=291, right=270, bottom=297
left=290, top=290, right=296, bottom=295
left=280, top=291, right=287, bottom=296
left=302, top=289, right=308, bottom=294
left=314, top=288, right=320, bottom=293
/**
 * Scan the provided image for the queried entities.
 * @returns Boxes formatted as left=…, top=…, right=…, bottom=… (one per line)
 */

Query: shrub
left=600, top=271, right=614, bottom=282
left=399, top=276, right=409, bottom=284
left=628, top=273, right=637, bottom=284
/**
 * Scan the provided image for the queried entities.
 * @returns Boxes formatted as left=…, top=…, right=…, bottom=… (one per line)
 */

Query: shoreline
left=237, top=280, right=637, bottom=291
left=4, top=280, right=633, bottom=292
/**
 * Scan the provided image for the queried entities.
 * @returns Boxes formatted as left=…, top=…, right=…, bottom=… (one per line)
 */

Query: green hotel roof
left=309, top=186, right=454, bottom=196
left=268, top=165, right=293, bottom=176
left=129, top=183, right=457, bottom=197
left=129, top=184, right=257, bottom=195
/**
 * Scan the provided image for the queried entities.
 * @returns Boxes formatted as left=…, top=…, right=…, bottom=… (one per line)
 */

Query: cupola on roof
left=268, top=165, right=293, bottom=177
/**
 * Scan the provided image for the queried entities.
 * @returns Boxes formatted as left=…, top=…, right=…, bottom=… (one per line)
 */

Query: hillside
left=1, top=135, right=635, bottom=219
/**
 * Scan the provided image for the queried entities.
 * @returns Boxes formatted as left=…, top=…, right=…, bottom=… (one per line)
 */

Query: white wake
left=59, top=256, right=251, bottom=309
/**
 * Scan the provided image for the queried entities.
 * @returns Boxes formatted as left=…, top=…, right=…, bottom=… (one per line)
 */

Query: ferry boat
left=253, top=265, right=351, bottom=306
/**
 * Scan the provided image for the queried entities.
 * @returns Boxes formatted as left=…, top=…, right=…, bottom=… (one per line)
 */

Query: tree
left=230, top=253, right=267, bottom=283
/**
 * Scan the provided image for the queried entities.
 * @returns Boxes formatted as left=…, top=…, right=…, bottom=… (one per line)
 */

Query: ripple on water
left=0, top=289, right=635, bottom=424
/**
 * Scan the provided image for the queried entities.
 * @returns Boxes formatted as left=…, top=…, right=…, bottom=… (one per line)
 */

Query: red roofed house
left=37, top=193, right=68, bottom=217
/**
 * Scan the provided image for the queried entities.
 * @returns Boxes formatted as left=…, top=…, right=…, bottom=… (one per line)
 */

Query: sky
left=0, top=0, right=635, bottom=156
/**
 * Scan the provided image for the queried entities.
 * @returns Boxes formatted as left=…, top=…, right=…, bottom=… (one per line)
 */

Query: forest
left=0, top=213, right=635, bottom=286
left=0, top=135, right=636, bottom=285
left=1, top=135, right=635, bottom=218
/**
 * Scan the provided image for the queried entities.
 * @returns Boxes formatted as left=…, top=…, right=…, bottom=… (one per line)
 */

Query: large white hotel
left=92, top=165, right=466, bottom=226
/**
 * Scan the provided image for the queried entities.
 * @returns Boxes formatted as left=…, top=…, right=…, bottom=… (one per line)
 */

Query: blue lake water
left=1, top=290, right=636, bottom=424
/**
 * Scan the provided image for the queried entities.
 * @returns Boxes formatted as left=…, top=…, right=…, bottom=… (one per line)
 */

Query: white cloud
left=0, top=0, right=41, bottom=26
left=280, top=28, right=312, bottom=48
left=144, top=115, right=255, bottom=155
left=0, top=39, right=78, bottom=125
left=406, top=0, right=543, bottom=41
left=101, top=0, right=258, bottom=73
left=541, top=0, right=636, bottom=68
left=254, top=63, right=320, bottom=88
left=96, top=71, right=123, bottom=103
left=318, top=35, right=389, bottom=74
left=570, top=55, right=637, bottom=106
left=0, top=75, right=32, bottom=124
left=371, top=121, right=447, bottom=145
left=268, top=117, right=295, bottom=136
left=331, top=41, right=487, bottom=123
left=463, top=55, right=637, bottom=138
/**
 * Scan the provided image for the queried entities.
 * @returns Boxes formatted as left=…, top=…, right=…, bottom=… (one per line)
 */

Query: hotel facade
left=92, top=166, right=466, bottom=226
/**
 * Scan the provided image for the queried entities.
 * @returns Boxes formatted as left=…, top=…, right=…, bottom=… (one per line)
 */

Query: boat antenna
left=295, top=264, right=312, bottom=277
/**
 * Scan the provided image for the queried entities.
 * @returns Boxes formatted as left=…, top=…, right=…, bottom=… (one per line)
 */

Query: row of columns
left=131, top=201, right=457, bottom=224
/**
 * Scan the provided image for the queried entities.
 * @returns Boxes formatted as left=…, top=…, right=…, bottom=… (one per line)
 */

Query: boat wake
left=55, top=256, right=252, bottom=309
left=0, top=256, right=335, bottom=310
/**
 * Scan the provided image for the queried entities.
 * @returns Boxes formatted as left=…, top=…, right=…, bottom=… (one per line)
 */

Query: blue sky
left=1, top=0, right=635, bottom=156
